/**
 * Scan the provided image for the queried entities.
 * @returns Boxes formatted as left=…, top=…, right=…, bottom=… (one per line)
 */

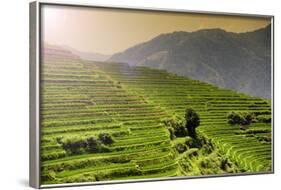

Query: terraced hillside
left=40, top=46, right=272, bottom=185
left=40, top=46, right=177, bottom=184
left=93, top=62, right=272, bottom=172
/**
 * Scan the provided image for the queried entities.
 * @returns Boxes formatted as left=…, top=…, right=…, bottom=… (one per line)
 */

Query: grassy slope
left=41, top=47, right=272, bottom=184
left=41, top=48, right=177, bottom=184
left=93, top=61, right=272, bottom=172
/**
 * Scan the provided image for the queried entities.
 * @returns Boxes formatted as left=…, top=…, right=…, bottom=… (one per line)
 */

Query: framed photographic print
left=29, top=1, right=274, bottom=188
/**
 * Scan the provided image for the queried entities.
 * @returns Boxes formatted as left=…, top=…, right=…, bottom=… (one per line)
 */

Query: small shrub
left=86, top=137, right=111, bottom=153
left=185, top=135, right=205, bottom=149
left=62, top=137, right=87, bottom=155
left=86, top=137, right=103, bottom=153
left=227, top=112, right=245, bottom=125
left=173, top=123, right=188, bottom=137
left=244, top=112, right=257, bottom=125
left=163, top=116, right=187, bottom=137
left=98, top=133, right=114, bottom=145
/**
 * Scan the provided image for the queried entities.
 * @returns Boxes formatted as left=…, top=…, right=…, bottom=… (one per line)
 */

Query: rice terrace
left=39, top=4, right=273, bottom=186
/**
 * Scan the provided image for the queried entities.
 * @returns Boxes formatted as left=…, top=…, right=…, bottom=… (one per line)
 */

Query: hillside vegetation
left=93, top=61, right=272, bottom=172
left=41, top=47, right=177, bottom=184
left=40, top=46, right=272, bottom=185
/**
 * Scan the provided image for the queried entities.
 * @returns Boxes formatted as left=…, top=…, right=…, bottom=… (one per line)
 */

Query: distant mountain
left=109, top=25, right=272, bottom=99
left=64, top=46, right=111, bottom=61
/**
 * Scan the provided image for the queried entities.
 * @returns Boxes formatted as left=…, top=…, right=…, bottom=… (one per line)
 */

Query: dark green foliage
left=85, top=137, right=111, bottom=153
left=163, top=116, right=187, bottom=137
left=227, top=112, right=245, bottom=125
left=185, top=136, right=194, bottom=148
left=173, top=123, right=188, bottom=137
left=185, top=135, right=206, bottom=149
left=227, top=111, right=257, bottom=126
left=61, top=134, right=113, bottom=155
left=62, top=138, right=88, bottom=154
left=98, top=133, right=114, bottom=145
left=86, top=137, right=103, bottom=153
left=244, top=112, right=257, bottom=124
left=185, top=108, right=200, bottom=138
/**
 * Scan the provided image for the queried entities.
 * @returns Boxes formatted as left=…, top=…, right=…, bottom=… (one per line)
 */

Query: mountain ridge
left=108, top=25, right=271, bottom=98
left=63, top=45, right=111, bottom=61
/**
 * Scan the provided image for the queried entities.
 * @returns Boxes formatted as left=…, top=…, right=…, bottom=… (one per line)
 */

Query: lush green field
left=40, top=47, right=272, bottom=185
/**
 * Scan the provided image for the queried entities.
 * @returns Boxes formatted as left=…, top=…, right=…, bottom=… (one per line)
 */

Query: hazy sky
left=41, top=4, right=271, bottom=55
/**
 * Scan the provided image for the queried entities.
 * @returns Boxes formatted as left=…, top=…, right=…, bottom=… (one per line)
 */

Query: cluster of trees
left=61, top=133, right=114, bottom=155
left=227, top=111, right=256, bottom=126
left=227, top=111, right=271, bottom=126
left=164, top=108, right=200, bottom=139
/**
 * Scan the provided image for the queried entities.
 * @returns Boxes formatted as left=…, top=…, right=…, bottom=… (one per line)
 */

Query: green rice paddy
left=40, top=47, right=272, bottom=185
